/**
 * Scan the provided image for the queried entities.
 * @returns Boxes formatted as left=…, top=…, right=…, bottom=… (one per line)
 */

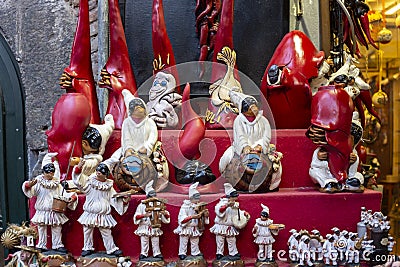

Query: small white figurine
left=22, top=152, right=78, bottom=252
left=298, top=235, right=313, bottom=266
left=72, top=161, right=129, bottom=256
left=252, top=204, right=284, bottom=262
left=210, top=183, right=250, bottom=260
left=345, top=233, right=360, bottom=265
left=134, top=181, right=170, bottom=260
left=337, top=230, right=349, bottom=261
left=174, top=182, right=209, bottom=260
left=288, top=232, right=301, bottom=262
left=147, top=71, right=182, bottom=128
left=309, top=230, right=323, bottom=262
left=323, top=234, right=338, bottom=266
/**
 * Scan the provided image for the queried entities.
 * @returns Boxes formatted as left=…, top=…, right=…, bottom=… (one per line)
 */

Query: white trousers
left=37, top=224, right=63, bottom=250
left=178, top=235, right=200, bottom=256
left=83, top=226, right=119, bottom=254
left=140, top=236, right=161, bottom=257
left=257, top=244, right=273, bottom=260
left=215, top=235, right=238, bottom=256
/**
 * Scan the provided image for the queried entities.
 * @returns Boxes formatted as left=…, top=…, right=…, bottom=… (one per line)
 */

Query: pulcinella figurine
left=252, top=204, right=284, bottom=267
left=219, top=91, right=283, bottom=193
left=210, top=183, right=250, bottom=267
left=72, top=161, right=130, bottom=257
left=134, top=181, right=170, bottom=265
left=22, top=152, right=78, bottom=254
left=174, top=182, right=209, bottom=267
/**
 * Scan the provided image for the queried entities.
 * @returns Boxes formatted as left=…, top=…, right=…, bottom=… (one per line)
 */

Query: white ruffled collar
left=256, top=218, right=273, bottom=226
left=38, top=176, right=59, bottom=189
left=88, top=176, right=113, bottom=191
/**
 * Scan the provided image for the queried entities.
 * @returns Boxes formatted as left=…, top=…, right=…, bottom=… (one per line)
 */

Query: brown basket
left=52, top=197, right=68, bottom=213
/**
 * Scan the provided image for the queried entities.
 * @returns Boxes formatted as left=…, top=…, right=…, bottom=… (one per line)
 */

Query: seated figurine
left=105, top=90, right=168, bottom=192
left=22, top=152, right=78, bottom=253
left=219, top=91, right=283, bottom=193
left=147, top=71, right=182, bottom=128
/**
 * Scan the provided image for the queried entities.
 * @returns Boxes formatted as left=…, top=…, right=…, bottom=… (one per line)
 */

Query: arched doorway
left=0, top=34, right=28, bottom=235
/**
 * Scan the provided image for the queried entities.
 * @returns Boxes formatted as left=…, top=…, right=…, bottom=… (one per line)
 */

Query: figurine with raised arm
left=134, top=181, right=170, bottom=263
left=346, top=233, right=360, bottom=266
left=22, top=152, right=78, bottom=253
left=174, top=182, right=209, bottom=266
left=219, top=91, right=283, bottom=193
left=252, top=204, right=284, bottom=266
left=322, top=234, right=338, bottom=266
left=288, top=231, right=301, bottom=264
left=72, top=161, right=129, bottom=257
left=210, top=183, right=249, bottom=265
left=299, top=235, right=313, bottom=267
left=147, top=71, right=182, bottom=128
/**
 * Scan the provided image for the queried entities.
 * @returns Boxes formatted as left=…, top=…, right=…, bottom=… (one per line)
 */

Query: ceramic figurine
left=205, top=47, right=242, bottom=129
left=147, top=71, right=182, bottom=128
left=331, top=227, right=341, bottom=241
left=307, top=84, right=355, bottom=193
left=309, top=230, right=323, bottom=264
left=288, top=232, right=301, bottom=264
left=322, top=234, right=338, bottom=266
left=210, top=183, right=249, bottom=266
left=72, top=161, right=130, bottom=257
left=346, top=233, right=360, bottom=266
left=105, top=90, right=168, bottom=192
left=252, top=204, right=284, bottom=266
left=69, top=114, right=115, bottom=176
left=337, top=230, right=349, bottom=262
left=219, top=91, right=283, bottom=193
left=22, top=152, right=78, bottom=253
left=134, top=181, right=170, bottom=263
left=2, top=225, right=48, bottom=267
left=174, top=182, right=209, bottom=266
left=298, top=235, right=313, bottom=267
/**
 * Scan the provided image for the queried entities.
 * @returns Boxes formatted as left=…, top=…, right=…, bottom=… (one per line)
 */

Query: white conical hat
left=89, top=114, right=115, bottom=155
left=311, top=229, right=320, bottom=235
left=261, top=204, right=270, bottom=214
left=189, top=182, right=200, bottom=198
left=229, top=90, right=257, bottom=113
left=122, top=89, right=147, bottom=115
left=41, top=152, right=58, bottom=168
left=289, top=229, right=297, bottom=234
left=145, top=180, right=155, bottom=196
left=224, top=183, right=236, bottom=196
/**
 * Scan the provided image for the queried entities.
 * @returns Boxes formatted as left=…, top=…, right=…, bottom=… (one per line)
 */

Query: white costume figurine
left=337, top=230, right=349, bottom=261
left=309, top=230, right=323, bottom=262
left=174, top=182, right=209, bottom=260
left=288, top=232, right=301, bottom=262
left=134, top=181, right=170, bottom=260
left=346, top=233, right=360, bottom=264
left=22, top=152, right=77, bottom=252
left=210, top=183, right=250, bottom=260
left=147, top=71, right=182, bottom=128
left=219, top=91, right=282, bottom=192
left=72, top=161, right=129, bottom=256
left=252, top=204, right=283, bottom=262
left=298, top=235, right=313, bottom=266
left=309, top=112, right=364, bottom=193
left=323, top=234, right=338, bottom=266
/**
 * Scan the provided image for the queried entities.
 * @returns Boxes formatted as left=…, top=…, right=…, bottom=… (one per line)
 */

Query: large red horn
left=211, top=0, right=237, bottom=82
left=99, top=0, right=138, bottom=130
left=152, top=0, right=180, bottom=92
left=60, top=0, right=100, bottom=124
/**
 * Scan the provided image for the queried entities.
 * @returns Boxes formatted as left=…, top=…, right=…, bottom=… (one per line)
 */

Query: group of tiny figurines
left=287, top=207, right=395, bottom=267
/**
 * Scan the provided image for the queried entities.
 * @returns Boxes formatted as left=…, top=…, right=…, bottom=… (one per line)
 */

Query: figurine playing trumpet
left=210, top=183, right=250, bottom=261
left=134, top=181, right=170, bottom=261
left=174, top=182, right=210, bottom=261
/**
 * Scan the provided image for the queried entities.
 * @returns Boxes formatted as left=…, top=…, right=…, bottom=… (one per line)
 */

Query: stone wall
left=0, top=0, right=99, bottom=176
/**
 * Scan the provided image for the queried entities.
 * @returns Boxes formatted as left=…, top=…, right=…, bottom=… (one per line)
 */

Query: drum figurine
left=134, top=181, right=170, bottom=262
left=210, top=183, right=249, bottom=267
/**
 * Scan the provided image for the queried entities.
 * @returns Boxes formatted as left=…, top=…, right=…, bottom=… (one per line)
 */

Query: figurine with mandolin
left=134, top=181, right=170, bottom=262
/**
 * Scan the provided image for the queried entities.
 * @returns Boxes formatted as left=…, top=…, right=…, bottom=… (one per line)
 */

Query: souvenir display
left=134, top=181, right=170, bottom=264
left=219, top=91, right=283, bottom=192
left=1, top=224, right=49, bottom=267
left=72, top=161, right=130, bottom=257
left=174, top=182, right=209, bottom=267
left=252, top=204, right=284, bottom=266
left=210, top=183, right=249, bottom=266
left=22, top=153, right=78, bottom=253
